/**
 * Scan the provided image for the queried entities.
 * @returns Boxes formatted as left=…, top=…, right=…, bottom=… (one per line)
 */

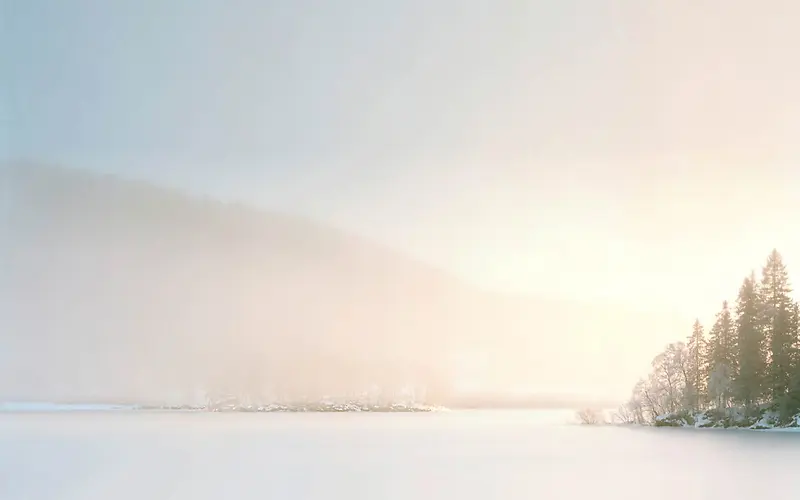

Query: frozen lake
left=1, top=410, right=797, bottom=499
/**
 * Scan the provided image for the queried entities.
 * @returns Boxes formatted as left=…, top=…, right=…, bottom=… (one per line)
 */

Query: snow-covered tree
left=650, top=343, right=687, bottom=413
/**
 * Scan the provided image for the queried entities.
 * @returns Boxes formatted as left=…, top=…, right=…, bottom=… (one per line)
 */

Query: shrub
left=576, top=408, right=603, bottom=425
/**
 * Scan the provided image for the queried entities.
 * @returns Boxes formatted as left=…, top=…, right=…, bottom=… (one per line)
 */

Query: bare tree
left=640, top=375, right=665, bottom=420
left=613, top=403, right=635, bottom=424
left=577, top=408, right=603, bottom=425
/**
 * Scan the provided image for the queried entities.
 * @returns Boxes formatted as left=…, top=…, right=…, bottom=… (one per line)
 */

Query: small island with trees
left=617, top=249, right=800, bottom=429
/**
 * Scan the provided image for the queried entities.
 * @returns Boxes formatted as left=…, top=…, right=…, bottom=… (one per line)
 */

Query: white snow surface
left=2, top=410, right=800, bottom=500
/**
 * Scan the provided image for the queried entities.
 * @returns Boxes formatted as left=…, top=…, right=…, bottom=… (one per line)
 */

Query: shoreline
left=634, top=424, right=800, bottom=433
left=580, top=422, right=800, bottom=432
left=0, top=401, right=445, bottom=414
left=650, top=408, right=800, bottom=432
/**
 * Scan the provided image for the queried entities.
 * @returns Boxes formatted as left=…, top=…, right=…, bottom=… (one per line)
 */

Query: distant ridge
left=0, top=162, right=688, bottom=405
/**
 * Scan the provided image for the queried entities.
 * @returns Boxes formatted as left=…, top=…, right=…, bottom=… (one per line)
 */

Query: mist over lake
left=0, top=164, right=686, bottom=405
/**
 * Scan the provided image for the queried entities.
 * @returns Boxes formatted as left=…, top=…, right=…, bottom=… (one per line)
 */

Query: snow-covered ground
left=1, top=410, right=799, bottom=500
left=655, top=408, right=800, bottom=431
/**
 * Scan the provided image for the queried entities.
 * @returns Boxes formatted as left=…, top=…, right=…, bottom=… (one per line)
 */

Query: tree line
left=619, top=249, right=800, bottom=425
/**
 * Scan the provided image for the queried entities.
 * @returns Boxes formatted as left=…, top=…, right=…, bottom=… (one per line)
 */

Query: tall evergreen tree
left=626, top=248, right=800, bottom=424
left=780, top=301, right=800, bottom=421
left=706, top=301, right=736, bottom=407
left=790, top=302, right=800, bottom=371
left=685, top=319, right=706, bottom=410
left=707, top=301, right=737, bottom=369
left=733, top=272, right=765, bottom=409
left=760, top=249, right=794, bottom=400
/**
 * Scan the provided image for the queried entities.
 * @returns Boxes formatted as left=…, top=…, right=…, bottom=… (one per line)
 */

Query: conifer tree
left=685, top=319, right=706, bottom=410
left=780, top=301, right=800, bottom=421
left=733, top=272, right=765, bottom=409
left=628, top=248, right=800, bottom=424
left=790, top=302, right=800, bottom=372
left=760, top=250, right=794, bottom=400
left=706, top=301, right=736, bottom=407
left=707, top=301, right=737, bottom=369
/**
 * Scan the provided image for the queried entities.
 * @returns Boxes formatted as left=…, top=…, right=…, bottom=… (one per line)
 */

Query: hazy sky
left=4, top=0, right=800, bottom=320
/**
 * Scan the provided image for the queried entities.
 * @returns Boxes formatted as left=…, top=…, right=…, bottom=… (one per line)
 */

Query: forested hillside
left=0, top=163, right=687, bottom=406
left=622, top=250, right=800, bottom=427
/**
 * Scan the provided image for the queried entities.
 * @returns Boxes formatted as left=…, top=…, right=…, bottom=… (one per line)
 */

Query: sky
left=4, top=0, right=800, bottom=321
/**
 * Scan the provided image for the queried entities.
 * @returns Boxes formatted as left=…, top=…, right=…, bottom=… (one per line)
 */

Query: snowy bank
left=654, top=408, right=800, bottom=431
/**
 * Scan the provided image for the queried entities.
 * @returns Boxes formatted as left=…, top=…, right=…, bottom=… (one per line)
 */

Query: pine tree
left=733, top=272, right=765, bottom=409
left=779, top=301, right=800, bottom=421
left=790, top=302, right=800, bottom=374
left=706, top=301, right=736, bottom=408
left=685, top=319, right=706, bottom=410
left=628, top=249, right=800, bottom=424
left=707, top=301, right=737, bottom=369
left=761, top=249, right=794, bottom=400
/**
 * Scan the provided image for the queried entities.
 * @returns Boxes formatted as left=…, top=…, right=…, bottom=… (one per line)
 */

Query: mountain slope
left=0, top=163, right=687, bottom=404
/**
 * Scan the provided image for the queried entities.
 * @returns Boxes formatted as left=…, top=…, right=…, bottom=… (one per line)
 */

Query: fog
left=6, top=1, right=800, bottom=405
left=0, top=164, right=686, bottom=404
